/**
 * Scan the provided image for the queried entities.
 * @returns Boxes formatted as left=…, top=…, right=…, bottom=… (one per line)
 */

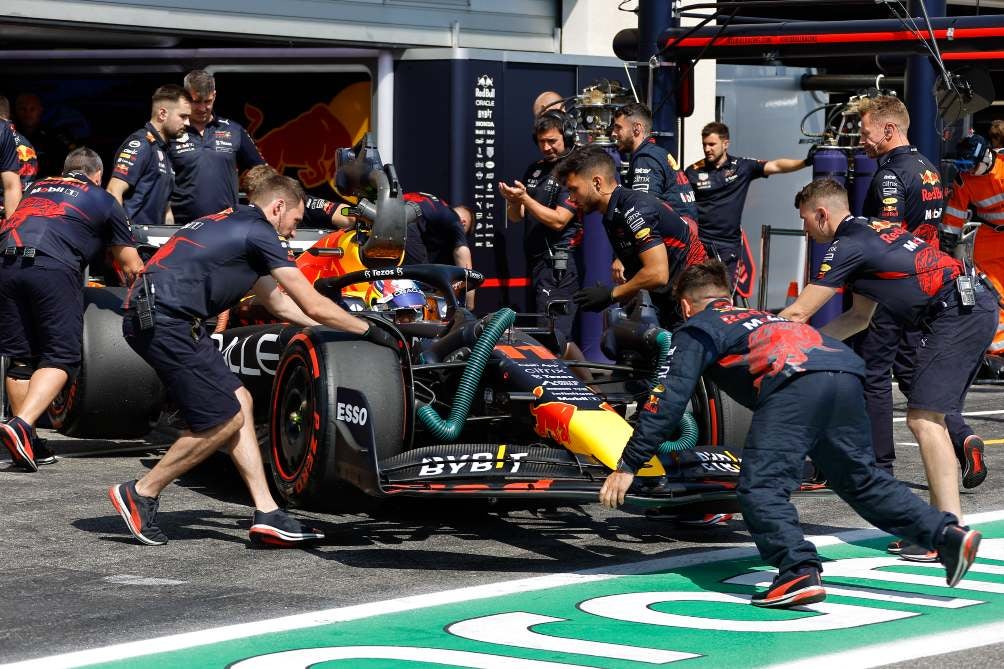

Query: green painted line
left=65, top=520, right=1004, bottom=669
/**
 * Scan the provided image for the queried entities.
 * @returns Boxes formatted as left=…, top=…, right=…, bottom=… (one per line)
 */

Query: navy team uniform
left=602, top=186, right=706, bottom=328
left=520, top=159, right=582, bottom=341
left=123, top=205, right=295, bottom=431
left=402, top=192, right=468, bottom=265
left=854, top=150, right=975, bottom=471
left=111, top=123, right=174, bottom=226
left=167, top=117, right=265, bottom=224
left=302, top=195, right=340, bottom=228
left=0, top=121, right=21, bottom=219
left=618, top=300, right=958, bottom=577
left=623, top=139, right=699, bottom=222
left=0, top=173, right=134, bottom=376
left=815, top=216, right=997, bottom=425
left=685, top=155, right=766, bottom=282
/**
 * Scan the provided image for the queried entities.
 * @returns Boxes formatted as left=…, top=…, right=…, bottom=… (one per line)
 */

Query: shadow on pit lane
left=72, top=509, right=255, bottom=547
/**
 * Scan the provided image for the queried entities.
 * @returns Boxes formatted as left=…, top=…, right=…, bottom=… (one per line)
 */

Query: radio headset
left=532, top=109, right=578, bottom=155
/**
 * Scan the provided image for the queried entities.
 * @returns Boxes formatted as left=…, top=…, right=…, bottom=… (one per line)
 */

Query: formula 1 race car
left=47, top=154, right=763, bottom=515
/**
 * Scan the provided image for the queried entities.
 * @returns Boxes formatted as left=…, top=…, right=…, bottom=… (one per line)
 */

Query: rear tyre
left=690, top=376, right=751, bottom=451
left=268, top=331, right=406, bottom=510
left=48, top=287, right=163, bottom=438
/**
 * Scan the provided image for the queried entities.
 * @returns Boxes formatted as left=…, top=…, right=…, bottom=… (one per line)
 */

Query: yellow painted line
left=984, top=439, right=1004, bottom=446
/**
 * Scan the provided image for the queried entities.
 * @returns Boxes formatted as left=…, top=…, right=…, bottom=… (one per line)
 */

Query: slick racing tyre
left=48, top=287, right=163, bottom=438
left=268, top=328, right=407, bottom=510
left=691, top=376, right=752, bottom=451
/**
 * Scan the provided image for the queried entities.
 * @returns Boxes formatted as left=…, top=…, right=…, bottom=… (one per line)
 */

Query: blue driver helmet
left=955, top=134, right=994, bottom=176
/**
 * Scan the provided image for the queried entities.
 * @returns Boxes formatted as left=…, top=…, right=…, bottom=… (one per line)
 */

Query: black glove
left=804, top=143, right=819, bottom=167
left=362, top=323, right=399, bottom=350
left=939, top=229, right=961, bottom=256
left=573, top=284, right=614, bottom=312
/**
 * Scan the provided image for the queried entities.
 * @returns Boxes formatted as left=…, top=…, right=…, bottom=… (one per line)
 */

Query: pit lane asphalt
left=2, top=382, right=1004, bottom=668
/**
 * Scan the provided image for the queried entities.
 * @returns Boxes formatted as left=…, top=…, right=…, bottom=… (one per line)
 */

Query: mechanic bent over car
left=600, top=260, right=982, bottom=608
left=110, top=174, right=396, bottom=547
left=781, top=178, right=997, bottom=560
left=559, top=146, right=706, bottom=330
left=1, top=148, right=143, bottom=470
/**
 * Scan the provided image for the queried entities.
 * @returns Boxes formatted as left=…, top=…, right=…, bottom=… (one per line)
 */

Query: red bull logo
left=16, top=144, right=36, bottom=162
left=529, top=401, right=577, bottom=447
left=720, top=323, right=838, bottom=389
left=921, top=170, right=941, bottom=186
left=244, top=82, right=370, bottom=191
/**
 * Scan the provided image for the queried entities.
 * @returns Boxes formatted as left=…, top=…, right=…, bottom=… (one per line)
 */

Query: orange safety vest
left=944, top=153, right=1004, bottom=354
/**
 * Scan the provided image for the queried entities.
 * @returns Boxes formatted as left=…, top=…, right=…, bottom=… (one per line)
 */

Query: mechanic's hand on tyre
left=573, top=283, right=614, bottom=312
left=363, top=323, right=399, bottom=350
left=610, top=258, right=626, bottom=285
left=599, top=471, right=635, bottom=509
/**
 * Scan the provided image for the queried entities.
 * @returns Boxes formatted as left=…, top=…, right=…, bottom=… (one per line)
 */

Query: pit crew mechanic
left=781, top=178, right=997, bottom=560
left=684, top=122, right=811, bottom=286
left=941, top=134, right=1004, bottom=361
left=108, top=173, right=398, bottom=547
left=402, top=191, right=475, bottom=309
left=853, top=95, right=983, bottom=483
left=1, top=148, right=143, bottom=471
left=0, top=95, right=33, bottom=218
left=610, top=102, right=698, bottom=222
left=599, top=260, right=982, bottom=608
left=0, top=109, right=22, bottom=219
left=559, top=146, right=706, bottom=329
left=241, top=164, right=352, bottom=230
left=498, top=111, right=582, bottom=345
left=106, top=85, right=191, bottom=227
left=168, top=70, right=265, bottom=225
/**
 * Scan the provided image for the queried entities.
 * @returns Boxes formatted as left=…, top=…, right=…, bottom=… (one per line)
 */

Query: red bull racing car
left=47, top=159, right=767, bottom=515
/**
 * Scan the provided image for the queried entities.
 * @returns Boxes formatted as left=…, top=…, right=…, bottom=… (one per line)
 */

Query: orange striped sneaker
left=751, top=568, right=826, bottom=608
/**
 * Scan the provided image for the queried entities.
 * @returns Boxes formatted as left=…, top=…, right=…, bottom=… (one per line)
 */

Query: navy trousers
left=737, top=371, right=955, bottom=576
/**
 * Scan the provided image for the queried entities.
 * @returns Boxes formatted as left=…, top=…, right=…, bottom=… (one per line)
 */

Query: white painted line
left=5, top=509, right=1004, bottom=669
left=104, top=575, right=187, bottom=587
left=893, top=408, right=1004, bottom=423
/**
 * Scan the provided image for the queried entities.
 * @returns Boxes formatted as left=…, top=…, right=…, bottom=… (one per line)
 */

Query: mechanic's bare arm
left=611, top=245, right=669, bottom=304
left=520, top=194, right=574, bottom=231
left=611, top=257, right=626, bottom=284
left=253, top=275, right=318, bottom=327
left=820, top=293, right=876, bottom=340
left=499, top=181, right=525, bottom=222
left=271, top=266, right=369, bottom=335
left=330, top=206, right=353, bottom=229
left=109, top=245, right=145, bottom=285
left=779, top=283, right=835, bottom=323
left=106, top=177, right=129, bottom=206
left=2, top=171, right=21, bottom=215
left=453, top=244, right=476, bottom=310
left=165, top=204, right=174, bottom=226
left=763, top=157, right=809, bottom=176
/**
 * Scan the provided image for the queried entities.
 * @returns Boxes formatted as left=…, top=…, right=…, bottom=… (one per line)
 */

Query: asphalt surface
left=2, top=382, right=1004, bottom=667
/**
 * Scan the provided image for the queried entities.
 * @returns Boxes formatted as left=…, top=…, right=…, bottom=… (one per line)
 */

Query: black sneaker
left=961, top=435, right=988, bottom=489
left=249, top=509, right=325, bottom=547
left=940, top=524, right=982, bottom=587
left=33, top=438, right=58, bottom=466
left=887, top=539, right=906, bottom=554
left=1, top=417, right=37, bottom=472
left=108, top=480, right=168, bottom=546
left=899, top=541, right=939, bottom=562
left=751, top=568, right=826, bottom=608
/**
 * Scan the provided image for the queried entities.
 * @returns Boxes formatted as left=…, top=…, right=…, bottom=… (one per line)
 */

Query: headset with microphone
left=532, top=109, right=578, bottom=156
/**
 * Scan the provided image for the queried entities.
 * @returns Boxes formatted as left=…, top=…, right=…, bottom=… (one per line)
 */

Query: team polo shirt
left=112, top=122, right=174, bottom=226
left=519, top=159, right=580, bottom=262
left=302, top=195, right=339, bottom=228
left=812, top=215, right=962, bottom=325
left=625, top=139, right=699, bottom=221
left=168, top=116, right=265, bottom=224
left=685, top=155, right=767, bottom=248
left=864, top=145, right=944, bottom=247
left=402, top=191, right=468, bottom=265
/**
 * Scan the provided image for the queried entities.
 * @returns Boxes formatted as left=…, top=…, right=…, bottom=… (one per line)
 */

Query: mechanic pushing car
left=942, top=134, right=1004, bottom=367
left=106, top=85, right=191, bottom=227
left=781, top=178, right=997, bottom=561
left=853, top=95, right=985, bottom=484
left=559, top=146, right=706, bottom=329
left=109, top=173, right=397, bottom=547
left=0, top=110, right=21, bottom=220
left=498, top=110, right=583, bottom=346
left=599, top=259, right=982, bottom=609
left=1, top=148, right=143, bottom=471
